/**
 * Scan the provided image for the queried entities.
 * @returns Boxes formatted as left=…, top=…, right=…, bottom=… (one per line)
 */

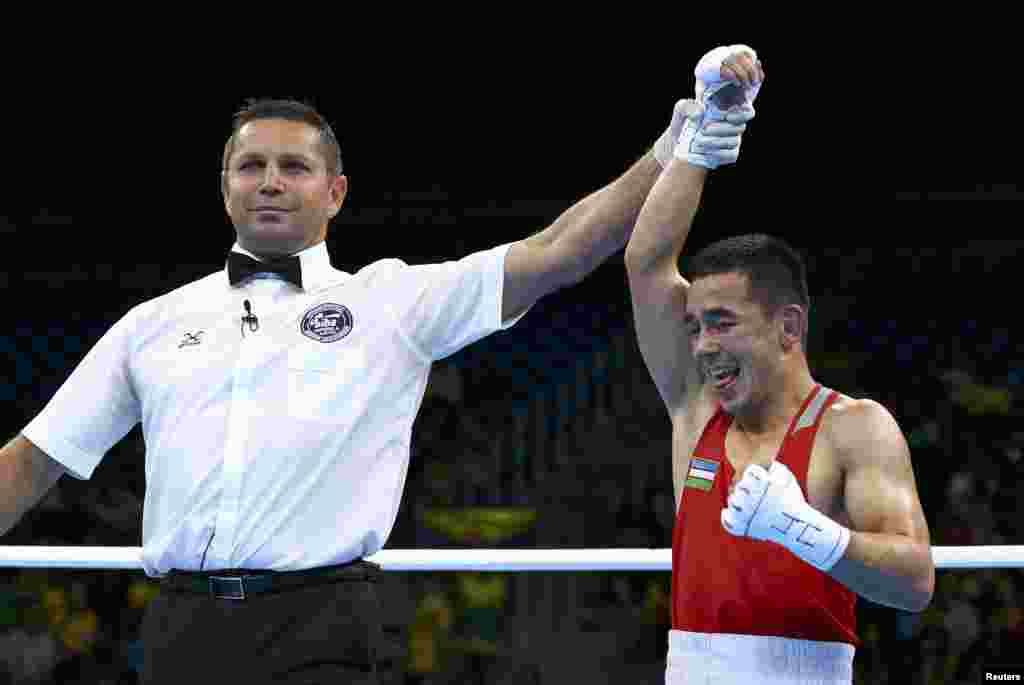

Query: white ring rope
left=0, top=546, right=1020, bottom=571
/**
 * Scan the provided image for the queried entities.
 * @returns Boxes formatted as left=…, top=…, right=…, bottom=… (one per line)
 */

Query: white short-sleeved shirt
left=22, top=240, right=526, bottom=577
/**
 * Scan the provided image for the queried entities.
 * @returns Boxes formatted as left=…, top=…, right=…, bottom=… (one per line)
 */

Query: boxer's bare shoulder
left=816, top=395, right=920, bottom=529
left=805, top=394, right=875, bottom=520
left=820, top=394, right=905, bottom=467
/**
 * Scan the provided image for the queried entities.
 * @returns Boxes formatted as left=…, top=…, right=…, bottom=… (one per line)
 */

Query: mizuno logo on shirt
left=179, top=331, right=204, bottom=348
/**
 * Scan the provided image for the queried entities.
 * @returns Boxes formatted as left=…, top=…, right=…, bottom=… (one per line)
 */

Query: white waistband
left=665, top=630, right=855, bottom=685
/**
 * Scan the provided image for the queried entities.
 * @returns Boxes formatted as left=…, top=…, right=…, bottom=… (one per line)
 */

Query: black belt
left=162, top=560, right=381, bottom=600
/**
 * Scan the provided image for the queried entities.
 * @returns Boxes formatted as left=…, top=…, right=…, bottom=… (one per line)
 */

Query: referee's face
left=222, top=118, right=348, bottom=259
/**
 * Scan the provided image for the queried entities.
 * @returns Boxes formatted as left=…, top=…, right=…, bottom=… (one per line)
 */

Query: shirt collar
left=227, top=240, right=343, bottom=292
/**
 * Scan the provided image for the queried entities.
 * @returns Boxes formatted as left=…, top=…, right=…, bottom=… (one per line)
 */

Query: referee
left=0, top=92, right=743, bottom=683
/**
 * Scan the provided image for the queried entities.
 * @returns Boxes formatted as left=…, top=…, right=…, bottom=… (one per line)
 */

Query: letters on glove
left=721, top=461, right=851, bottom=572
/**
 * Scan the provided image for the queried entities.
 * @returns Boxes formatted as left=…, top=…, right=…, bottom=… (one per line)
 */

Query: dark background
left=1, top=37, right=1022, bottom=684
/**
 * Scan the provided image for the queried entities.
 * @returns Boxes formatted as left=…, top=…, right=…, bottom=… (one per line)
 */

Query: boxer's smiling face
left=686, top=271, right=780, bottom=415
left=221, top=118, right=347, bottom=260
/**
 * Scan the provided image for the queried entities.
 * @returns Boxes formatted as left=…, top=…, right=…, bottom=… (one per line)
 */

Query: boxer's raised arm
left=624, top=160, right=708, bottom=414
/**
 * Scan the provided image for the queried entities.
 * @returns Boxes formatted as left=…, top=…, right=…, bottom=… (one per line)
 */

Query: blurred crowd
left=1, top=256, right=1021, bottom=683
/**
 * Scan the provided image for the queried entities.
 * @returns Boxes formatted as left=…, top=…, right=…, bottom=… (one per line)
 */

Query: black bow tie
left=227, top=251, right=303, bottom=289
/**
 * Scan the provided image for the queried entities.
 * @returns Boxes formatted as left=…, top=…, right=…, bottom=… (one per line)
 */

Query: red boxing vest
left=671, top=384, right=859, bottom=646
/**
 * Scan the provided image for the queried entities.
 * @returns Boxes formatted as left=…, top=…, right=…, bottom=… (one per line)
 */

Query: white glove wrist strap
left=763, top=499, right=851, bottom=572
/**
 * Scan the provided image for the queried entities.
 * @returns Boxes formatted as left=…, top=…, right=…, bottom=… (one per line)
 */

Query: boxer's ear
left=778, top=304, right=805, bottom=352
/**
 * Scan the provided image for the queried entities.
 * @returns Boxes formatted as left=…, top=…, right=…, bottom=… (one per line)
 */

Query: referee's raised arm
left=0, top=434, right=67, bottom=536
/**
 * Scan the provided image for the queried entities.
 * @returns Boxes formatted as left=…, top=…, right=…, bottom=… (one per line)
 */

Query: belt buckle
left=209, top=575, right=246, bottom=600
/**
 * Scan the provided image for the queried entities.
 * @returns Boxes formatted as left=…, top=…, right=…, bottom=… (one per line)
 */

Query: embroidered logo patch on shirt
left=300, top=303, right=354, bottom=343
left=685, top=457, right=719, bottom=491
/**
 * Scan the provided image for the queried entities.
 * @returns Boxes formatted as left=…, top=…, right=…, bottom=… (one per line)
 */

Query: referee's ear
left=328, top=173, right=348, bottom=219
left=221, top=170, right=230, bottom=208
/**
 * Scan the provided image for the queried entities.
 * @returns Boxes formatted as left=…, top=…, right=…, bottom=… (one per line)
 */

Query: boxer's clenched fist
left=695, top=44, right=764, bottom=119
left=653, top=43, right=764, bottom=170
left=722, top=461, right=851, bottom=572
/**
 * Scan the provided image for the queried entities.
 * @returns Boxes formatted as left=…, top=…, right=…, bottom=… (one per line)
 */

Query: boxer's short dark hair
left=688, top=233, right=810, bottom=346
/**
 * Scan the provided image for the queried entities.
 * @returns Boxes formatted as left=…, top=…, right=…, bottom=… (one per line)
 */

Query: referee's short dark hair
left=222, top=98, right=343, bottom=176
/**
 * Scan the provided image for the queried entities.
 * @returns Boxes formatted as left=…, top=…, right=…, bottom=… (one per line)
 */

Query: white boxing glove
left=653, top=44, right=762, bottom=170
left=673, top=101, right=754, bottom=169
left=695, top=44, right=763, bottom=121
left=721, top=461, right=851, bottom=572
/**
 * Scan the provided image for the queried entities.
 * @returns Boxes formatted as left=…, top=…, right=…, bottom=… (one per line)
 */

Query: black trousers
left=140, top=564, right=384, bottom=684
